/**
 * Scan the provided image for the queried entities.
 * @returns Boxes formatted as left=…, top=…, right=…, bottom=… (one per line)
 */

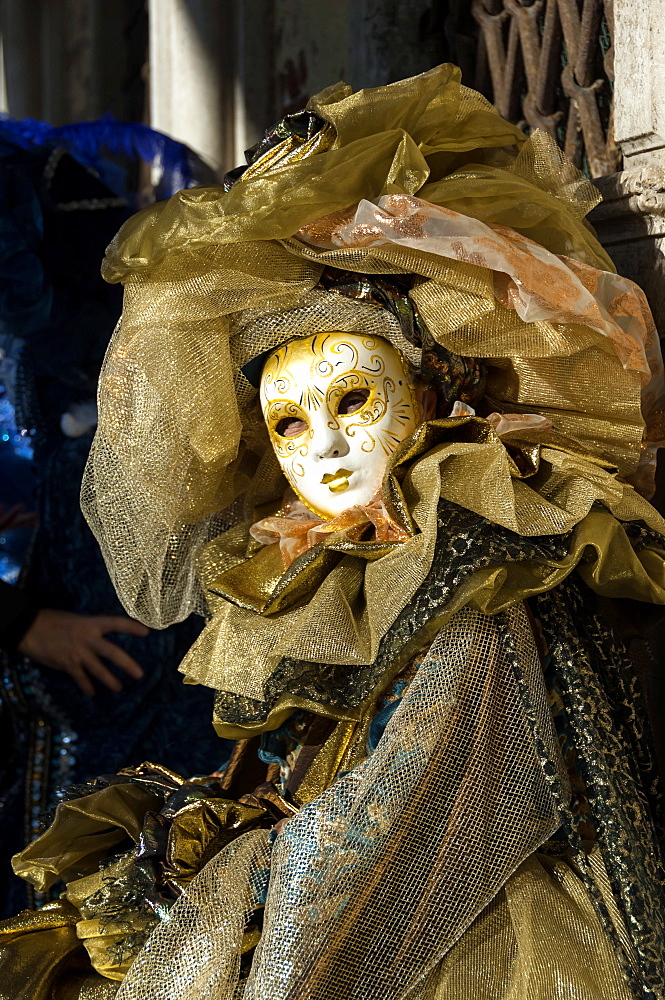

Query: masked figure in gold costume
left=2, top=65, right=665, bottom=1000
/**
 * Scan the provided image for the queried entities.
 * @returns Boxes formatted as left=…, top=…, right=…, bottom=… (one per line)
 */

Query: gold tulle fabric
left=412, top=847, right=634, bottom=1000
left=100, top=68, right=606, bottom=279
left=113, top=846, right=634, bottom=1000
left=81, top=63, right=663, bottom=646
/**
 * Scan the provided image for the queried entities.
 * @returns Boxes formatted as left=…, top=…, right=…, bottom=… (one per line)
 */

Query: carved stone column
left=591, top=0, right=665, bottom=328
left=590, top=0, right=665, bottom=512
left=592, top=166, right=665, bottom=331
left=612, top=0, right=665, bottom=168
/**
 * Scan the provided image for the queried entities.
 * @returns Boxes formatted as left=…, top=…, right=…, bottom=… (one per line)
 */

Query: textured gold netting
left=411, top=848, right=635, bottom=1000
left=100, top=69, right=609, bottom=278
left=115, top=605, right=635, bottom=1000
left=179, top=450, right=665, bottom=724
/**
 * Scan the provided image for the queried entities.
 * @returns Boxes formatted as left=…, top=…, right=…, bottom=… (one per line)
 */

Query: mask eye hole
left=275, top=416, right=308, bottom=438
left=338, top=388, right=369, bottom=415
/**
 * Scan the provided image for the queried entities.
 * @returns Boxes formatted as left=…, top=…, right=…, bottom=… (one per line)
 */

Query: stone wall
left=147, top=0, right=452, bottom=175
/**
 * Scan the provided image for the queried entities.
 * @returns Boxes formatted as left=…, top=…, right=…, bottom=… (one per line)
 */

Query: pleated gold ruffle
left=178, top=419, right=665, bottom=737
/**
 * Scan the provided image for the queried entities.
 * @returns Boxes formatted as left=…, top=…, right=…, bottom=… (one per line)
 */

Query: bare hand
left=18, top=610, right=149, bottom=696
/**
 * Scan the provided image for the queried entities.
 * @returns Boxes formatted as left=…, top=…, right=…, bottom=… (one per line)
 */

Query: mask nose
left=314, top=425, right=350, bottom=461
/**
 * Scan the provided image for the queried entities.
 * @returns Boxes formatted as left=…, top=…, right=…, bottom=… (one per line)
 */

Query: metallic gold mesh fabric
left=114, top=603, right=590, bottom=999
left=101, top=69, right=607, bottom=278
left=230, top=287, right=416, bottom=374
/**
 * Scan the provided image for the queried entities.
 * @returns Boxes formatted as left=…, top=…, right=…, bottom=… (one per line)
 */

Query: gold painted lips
left=321, top=469, right=353, bottom=493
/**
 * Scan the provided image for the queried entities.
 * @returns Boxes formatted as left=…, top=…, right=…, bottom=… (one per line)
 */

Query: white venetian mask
left=260, top=332, right=419, bottom=519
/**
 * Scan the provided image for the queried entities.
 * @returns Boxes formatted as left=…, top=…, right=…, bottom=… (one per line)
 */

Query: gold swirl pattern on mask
left=330, top=375, right=416, bottom=457
left=263, top=400, right=311, bottom=462
left=261, top=332, right=418, bottom=473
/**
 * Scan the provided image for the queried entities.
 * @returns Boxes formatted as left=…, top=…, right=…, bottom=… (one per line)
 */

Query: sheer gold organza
left=100, top=68, right=608, bottom=282
left=181, top=436, right=665, bottom=731
left=411, top=847, right=634, bottom=1000
left=249, top=495, right=409, bottom=570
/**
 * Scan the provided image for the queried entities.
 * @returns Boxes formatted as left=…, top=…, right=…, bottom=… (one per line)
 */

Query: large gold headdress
left=83, top=64, right=664, bottom=674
